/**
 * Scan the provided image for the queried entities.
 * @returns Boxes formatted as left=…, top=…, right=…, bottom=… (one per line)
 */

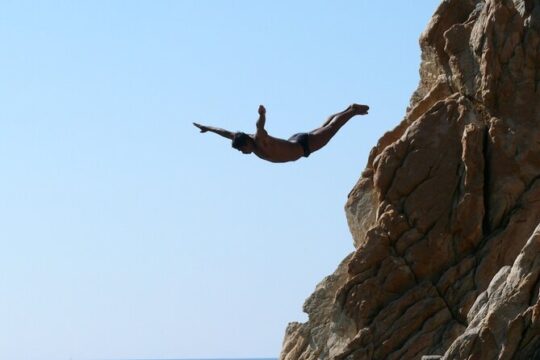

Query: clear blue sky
left=1, top=1, right=440, bottom=359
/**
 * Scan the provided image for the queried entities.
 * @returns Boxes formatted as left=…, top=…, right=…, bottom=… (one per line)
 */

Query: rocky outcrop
left=443, top=224, right=540, bottom=359
left=280, top=0, right=540, bottom=359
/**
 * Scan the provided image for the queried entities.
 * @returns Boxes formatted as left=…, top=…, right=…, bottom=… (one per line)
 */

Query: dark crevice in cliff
left=482, top=125, right=492, bottom=236
left=468, top=175, right=540, bottom=293
left=433, top=284, right=468, bottom=326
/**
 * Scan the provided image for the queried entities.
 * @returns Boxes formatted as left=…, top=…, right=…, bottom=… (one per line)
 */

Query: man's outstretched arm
left=193, top=123, right=235, bottom=140
left=255, top=105, right=267, bottom=139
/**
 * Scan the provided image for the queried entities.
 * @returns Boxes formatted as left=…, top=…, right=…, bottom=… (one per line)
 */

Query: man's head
left=231, top=132, right=255, bottom=154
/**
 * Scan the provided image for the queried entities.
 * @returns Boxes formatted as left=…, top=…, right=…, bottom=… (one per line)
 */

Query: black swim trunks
left=288, top=132, right=311, bottom=157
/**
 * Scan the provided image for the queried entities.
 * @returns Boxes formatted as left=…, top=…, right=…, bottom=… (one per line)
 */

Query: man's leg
left=308, top=104, right=368, bottom=153
left=320, top=107, right=352, bottom=127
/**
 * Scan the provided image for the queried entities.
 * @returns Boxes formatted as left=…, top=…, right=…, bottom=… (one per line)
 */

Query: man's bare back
left=193, top=104, right=369, bottom=163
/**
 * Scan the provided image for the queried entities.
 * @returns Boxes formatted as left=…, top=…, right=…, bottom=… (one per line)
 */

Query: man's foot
left=350, top=104, right=369, bottom=115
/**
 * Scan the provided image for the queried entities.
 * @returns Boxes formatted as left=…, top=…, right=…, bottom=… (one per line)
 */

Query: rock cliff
left=280, top=0, right=540, bottom=359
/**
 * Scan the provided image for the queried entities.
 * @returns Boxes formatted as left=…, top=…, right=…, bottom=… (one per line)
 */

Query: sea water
left=141, top=358, right=278, bottom=360
left=111, top=358, right=278, bottom=360
left=105, top=358, right=278, bottom=360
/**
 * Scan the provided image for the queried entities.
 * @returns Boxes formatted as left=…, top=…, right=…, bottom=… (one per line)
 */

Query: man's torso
left=252, top=134, right=304, bottom=163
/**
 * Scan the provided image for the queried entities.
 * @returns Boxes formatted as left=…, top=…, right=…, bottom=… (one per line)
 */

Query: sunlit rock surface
left=281, top=0, right=540, bottom=358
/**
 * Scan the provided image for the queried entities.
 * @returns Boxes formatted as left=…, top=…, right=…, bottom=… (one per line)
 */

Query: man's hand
left=193, top=122, right=209, bottom=133
left=258, top=105, right=266, bottom=116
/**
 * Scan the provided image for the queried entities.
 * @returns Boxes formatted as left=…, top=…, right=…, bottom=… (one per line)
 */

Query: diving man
left=193, top=104, right=369, bottom=163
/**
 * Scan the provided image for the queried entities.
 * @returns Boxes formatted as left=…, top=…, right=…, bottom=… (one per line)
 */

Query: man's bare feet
left=350, top=104, right=369, bottom=115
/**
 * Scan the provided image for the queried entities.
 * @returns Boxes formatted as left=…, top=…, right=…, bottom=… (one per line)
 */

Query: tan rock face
left=280, top=0, right=540, bottom=358
left=443, top=224, right=540, bottom=359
